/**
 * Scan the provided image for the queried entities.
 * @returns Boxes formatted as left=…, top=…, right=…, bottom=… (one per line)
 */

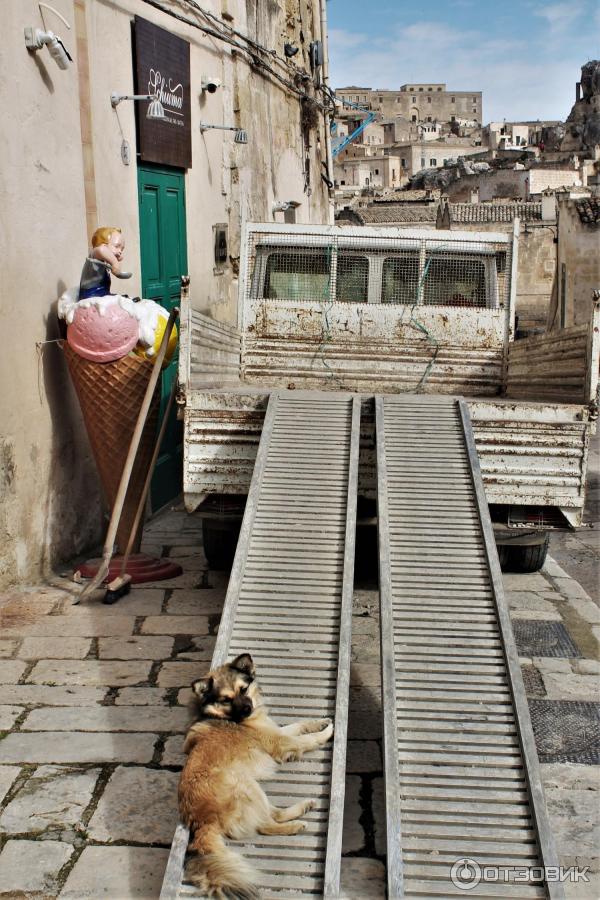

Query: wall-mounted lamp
left=111, top=93, right=166, bottom=120
left=200, top=122, right=248, bottom=144
left=24, top=27, right=72, bottom=69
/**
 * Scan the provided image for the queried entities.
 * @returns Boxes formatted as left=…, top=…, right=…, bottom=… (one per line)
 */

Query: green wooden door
left=137, top=165, right=187, bottom=511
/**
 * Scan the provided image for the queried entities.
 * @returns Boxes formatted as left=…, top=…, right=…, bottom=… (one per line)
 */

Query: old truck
left=177, top=221, right=599, bottom=573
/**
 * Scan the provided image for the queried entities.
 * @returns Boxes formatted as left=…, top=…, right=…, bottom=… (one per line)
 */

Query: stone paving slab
left=0, top=765, right=100, bottom=835
left=0, top=705, right=23, bottom=730
left=97, top=636, right=174, bottom=660
left=0, top=765, right=20, bottom=804
left=87, top=766, right=179, bottom=844
left=157, top=660, right=212, bottom=688
left=340, top=857, right=386, bottom=899
left=1, top=614, right=137, bottom=636
left=115, top=687, right=170, bottom=705
left=346, top=740, right=382, bottom=773
left=0, top=838, right=73, bottom=894
left=22, top=705, right=189, bottom=733
left=161, top=734, right=185, bottom=767
left=60, top=845, right=170, bottom=898
left=26, top=659, right=152, bottom=686
left=0, top=684, right=107, bottom=706
left=141, top=614, right=211, bottom=635
left=0, top=640, right=19, bottom=657
left=0, top=731, right=157, bottom=764
left=166, top=589, right=226, bottom=615
left=60, top=591, right=165, bottom=617
left=0, top=660, right=27, bottom=683
left=18, top=636, right=92, bottom=659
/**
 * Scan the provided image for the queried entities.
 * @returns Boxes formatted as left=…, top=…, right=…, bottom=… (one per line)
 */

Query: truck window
left=382, top=254, right=420, bottom=304
left=264, top=251, right=331, bottom=301
left=336, top=255, right=368, bottom=303
left=422, top=254, right=487, bottom=307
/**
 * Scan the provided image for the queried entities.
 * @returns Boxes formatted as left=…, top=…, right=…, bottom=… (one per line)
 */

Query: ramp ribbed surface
left=377, top=395, right=561, bottom=900
left=163, top=391, right=359, bottom=900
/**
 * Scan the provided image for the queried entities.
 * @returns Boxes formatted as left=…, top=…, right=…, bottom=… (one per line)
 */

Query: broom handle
left=120, top=366, right=179, bottom=575
left=79, top=307, right=179, bottom=600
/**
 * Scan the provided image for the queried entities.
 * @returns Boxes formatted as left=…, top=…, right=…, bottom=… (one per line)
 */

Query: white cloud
left=328, top=13, right=592, bottom=121
left=533, top=1, right=585, bottom=30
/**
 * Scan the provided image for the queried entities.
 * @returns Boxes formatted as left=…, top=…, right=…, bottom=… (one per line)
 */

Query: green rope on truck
left=399, top=255, right=440, bottom=393
left=317, top=244, right=344, bottom=387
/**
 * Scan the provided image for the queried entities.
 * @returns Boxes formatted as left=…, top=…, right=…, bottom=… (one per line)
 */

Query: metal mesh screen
left=245, top=227, right=512, bottom=313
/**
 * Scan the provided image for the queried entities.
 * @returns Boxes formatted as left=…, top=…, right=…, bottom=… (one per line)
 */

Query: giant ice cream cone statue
left=63, top=344, right=159, bottom=553
left=59, top=226, right=180, bottom=583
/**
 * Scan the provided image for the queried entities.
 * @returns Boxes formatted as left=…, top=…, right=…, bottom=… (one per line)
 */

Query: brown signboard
left=134, top=16, right=191, bottom=169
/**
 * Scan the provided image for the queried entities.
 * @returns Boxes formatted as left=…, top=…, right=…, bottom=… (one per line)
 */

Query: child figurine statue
left=79, top=226, right=132, bottom=300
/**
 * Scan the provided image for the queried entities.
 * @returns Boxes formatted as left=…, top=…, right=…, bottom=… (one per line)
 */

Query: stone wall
left=555, top=200, right=600, bottom=327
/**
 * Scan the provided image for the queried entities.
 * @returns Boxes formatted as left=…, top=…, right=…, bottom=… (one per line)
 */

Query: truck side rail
left=505, top=297, right=600, bottom=405
left=178, top=278, right=241, bottom=395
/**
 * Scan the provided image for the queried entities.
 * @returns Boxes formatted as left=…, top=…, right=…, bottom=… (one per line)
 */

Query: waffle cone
left=63, top=343, right=160, bottom=554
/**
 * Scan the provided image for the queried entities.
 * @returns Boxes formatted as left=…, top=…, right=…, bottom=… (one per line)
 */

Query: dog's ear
left=192, top=675, right=213, bottom=698
left=230, top=653, right=255, bottom=678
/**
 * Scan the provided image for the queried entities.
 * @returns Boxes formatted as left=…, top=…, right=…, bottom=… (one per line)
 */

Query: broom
left=77, top=307, right=179, bottom=604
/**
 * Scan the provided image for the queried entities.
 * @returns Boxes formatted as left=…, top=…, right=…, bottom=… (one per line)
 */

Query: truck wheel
left=498, top=535, right=549, bottom=573
left=202, top=519, right=240, bottom=571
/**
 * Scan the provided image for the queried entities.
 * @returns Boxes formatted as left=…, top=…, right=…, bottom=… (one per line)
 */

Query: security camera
left=24, top=28, right=72, bottom=70
left=201, top=76, right=222, bottom=94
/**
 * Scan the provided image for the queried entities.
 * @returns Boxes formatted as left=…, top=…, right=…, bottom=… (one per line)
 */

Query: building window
left=419, top=87, right=423, bottom=91
left=428, top=87, right=433, bottom=91
left=375, top=169, right=379, bottom=175
left=401, top=158, right=407, bottom=166
left=437, top=87, right=442, bottom=91
left=412, top=115, right=417, bottom=122
left=379, top=96, right=383, bottom=102
left=341, top=180, right=346, bottom=185
left=392, top=168, right=396, bottom=179
left=430, top=158, right=437, bottom=166
left=264, top=251, right=330, bottom=301
left=472, top=97, right=477, bottom=102
left=427, top=97, right=432, bottom=103
left=382, top=254, right=420, bottom=304
left=451, top=97, right=455, bottom=103
left=412, top=96, right=417, bottom=102
left=336, top=255, right=369, bottom=303
left=427, top=116, right=432, bottom=122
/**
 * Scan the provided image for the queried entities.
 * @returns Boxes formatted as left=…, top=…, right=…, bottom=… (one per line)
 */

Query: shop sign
left=134, top=16, right=192, bottom=169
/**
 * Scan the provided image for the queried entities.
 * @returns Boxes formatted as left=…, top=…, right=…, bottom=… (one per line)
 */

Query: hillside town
left=0, top=2, right=599, bottom=899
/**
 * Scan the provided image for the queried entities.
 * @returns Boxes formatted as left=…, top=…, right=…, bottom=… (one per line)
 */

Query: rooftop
left=449, top=202, right=543, bottom=223
left=574, top=197, right=600, bottom=225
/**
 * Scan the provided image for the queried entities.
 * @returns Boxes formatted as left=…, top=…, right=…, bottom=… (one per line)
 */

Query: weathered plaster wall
left=556, top=202, right=600, bottom=327
left=0, top=0, right=103, bottom=588
left=1, top=0, right=331, bottom=587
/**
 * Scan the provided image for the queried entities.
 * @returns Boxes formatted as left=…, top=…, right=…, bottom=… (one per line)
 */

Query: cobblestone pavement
left=0, top=507, right=598, bottom=899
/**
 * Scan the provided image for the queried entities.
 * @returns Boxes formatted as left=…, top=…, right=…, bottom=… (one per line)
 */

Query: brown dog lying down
left=179, top=653, right=334, bottom=899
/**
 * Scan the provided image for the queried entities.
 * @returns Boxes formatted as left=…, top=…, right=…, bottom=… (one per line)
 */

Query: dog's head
left=191, top=653, right=262, bottom=723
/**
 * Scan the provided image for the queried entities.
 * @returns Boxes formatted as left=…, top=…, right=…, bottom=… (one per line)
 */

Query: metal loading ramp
left=376, top=394, right=563, bottom=900
left=161, top=390, right=360, bottom=900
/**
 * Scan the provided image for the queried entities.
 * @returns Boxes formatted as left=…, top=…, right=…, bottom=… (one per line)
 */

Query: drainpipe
left=319, top=0, right=335, bottom=223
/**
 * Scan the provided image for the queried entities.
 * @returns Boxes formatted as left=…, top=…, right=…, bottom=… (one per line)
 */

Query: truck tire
left=202, top=519, right=240, bottom=571
left=498, top=535, right=549, bottom=573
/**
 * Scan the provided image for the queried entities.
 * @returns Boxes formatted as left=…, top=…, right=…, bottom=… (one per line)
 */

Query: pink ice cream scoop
left=67, top=303, right=139, bottom=363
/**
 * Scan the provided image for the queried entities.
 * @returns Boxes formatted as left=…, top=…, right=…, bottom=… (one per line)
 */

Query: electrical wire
left=138, top=0, right=335, bottom=112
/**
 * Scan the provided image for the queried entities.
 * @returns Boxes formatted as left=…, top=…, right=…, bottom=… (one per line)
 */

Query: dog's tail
left=186, top=823, right=260, bottom=900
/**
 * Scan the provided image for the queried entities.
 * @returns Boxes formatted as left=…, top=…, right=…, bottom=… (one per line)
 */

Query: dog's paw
left=319, top=718, right=332, bottom=730
left=304, top=799, right=317, bottom=812
left=282, top=750, right=300, bottom=763
left=319, top=722, right=334, bottom=743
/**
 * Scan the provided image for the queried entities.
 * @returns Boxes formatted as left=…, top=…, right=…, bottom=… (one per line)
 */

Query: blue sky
left=327, top=0, right=600, bottom=122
